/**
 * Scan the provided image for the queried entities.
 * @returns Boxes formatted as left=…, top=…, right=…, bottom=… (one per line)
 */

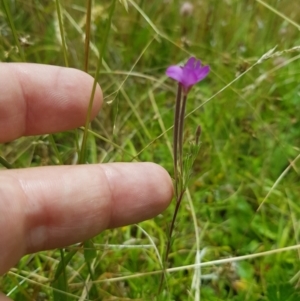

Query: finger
left=0, top=63, right=102, bottom=143
left=0, top=162, right=173, bottom=275
left=0, top=293, right=10, bottom=301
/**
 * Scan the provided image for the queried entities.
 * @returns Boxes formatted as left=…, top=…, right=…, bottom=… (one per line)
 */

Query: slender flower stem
left=165, top=190, right=185, bottom=261
left=178, top=93, right=187, bottom=182
left=159, top=87, right=188, bottom=294
left=158, top=189, right=185, bottom=294
left=173, top=83, right=182, bottom=197
left=169, top=92, right=188, bottom=257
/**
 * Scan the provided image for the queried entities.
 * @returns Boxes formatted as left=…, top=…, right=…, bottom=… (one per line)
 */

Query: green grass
left=1, top=0, right=300, bottom=300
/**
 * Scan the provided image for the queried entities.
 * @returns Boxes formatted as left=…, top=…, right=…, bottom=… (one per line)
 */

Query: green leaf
left=266, top=283, right=299, bottom=301
left=83, top=239, right=97, bottom=263
left=52, top=249, right=78, bottom=301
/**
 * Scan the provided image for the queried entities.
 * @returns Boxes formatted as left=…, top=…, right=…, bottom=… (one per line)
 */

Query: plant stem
left=84, top=0, right=92, bottom=72
left=159, top=86, right=188, bottom=294
left=178, top=93, right=187, bottom=178
left=79, top=0, right=116, bottom=164
left=173, top=83, right=182, bottom=197
left=165, top=190, right=185, bottom=262
left=55, top=0, right=69, bottom=67
left=2, top=0, right=25, bottom=61
left=158, top=190, right=185, bottom=294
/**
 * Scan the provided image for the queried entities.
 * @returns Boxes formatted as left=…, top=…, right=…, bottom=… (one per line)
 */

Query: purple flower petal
left=185, top=57, right=196, bottom=69
left=166, top=57, right=210, bottom=94
left=196, top=65, right=210, bottom=81
left=166, top=66, right=183, bottom=82
left=182, top=68, right=198, bottom=88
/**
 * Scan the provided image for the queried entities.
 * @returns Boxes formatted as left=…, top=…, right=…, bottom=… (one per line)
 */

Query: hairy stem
left=158, top=190, right=185, bottom=294
left=178, top=93, right=187, bottom=180
left=173, top=83, right=182, bottom=197
left=159, top=87, right=189, bottom=294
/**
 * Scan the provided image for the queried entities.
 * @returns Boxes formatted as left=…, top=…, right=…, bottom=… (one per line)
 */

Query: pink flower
left=166, top=57, right=210, bottom=94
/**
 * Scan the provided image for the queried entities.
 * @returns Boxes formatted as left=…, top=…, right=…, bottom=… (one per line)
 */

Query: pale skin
left=0, top=64, right=173, bottom=300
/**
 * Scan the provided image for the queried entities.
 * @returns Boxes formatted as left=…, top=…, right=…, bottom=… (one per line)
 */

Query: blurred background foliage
left=1, top=0, right=300, bottom=300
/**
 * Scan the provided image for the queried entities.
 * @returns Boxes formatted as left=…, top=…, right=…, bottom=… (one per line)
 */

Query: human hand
left=0, top=64, right=173, bottom=300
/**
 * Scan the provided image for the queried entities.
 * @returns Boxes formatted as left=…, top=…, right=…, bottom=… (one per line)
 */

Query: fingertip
left=0, top=162, right=173, bottom=270
left=103, top=162, right=174, bottom=228
left=145, top=162, right=174, bottom=211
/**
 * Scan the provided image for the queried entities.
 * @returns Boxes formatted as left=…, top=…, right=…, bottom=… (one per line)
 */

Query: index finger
left=0, top=63, right=102, bottom=143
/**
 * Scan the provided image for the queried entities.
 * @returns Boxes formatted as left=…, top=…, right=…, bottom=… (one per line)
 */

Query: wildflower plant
left=160, top=57, right=210, bottom=291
